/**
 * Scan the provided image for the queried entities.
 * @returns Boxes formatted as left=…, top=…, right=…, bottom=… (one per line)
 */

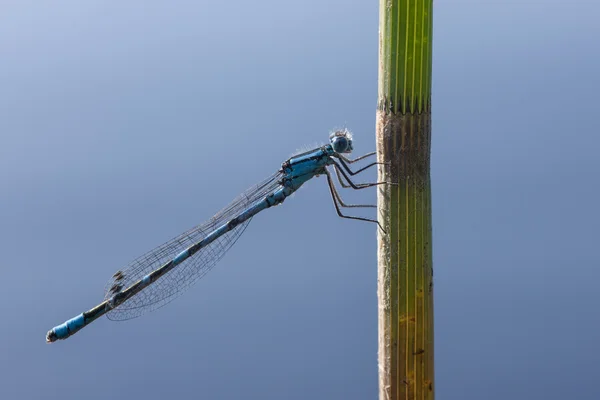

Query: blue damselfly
left=46, top=130, right=388, bottom=342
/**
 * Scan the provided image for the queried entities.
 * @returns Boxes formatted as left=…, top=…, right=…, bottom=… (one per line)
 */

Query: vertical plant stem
left=377, top=1, right=433, bottom=399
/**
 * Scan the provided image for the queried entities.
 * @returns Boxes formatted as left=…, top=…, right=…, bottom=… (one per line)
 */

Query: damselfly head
left=329, top=128, right=353, bottom=154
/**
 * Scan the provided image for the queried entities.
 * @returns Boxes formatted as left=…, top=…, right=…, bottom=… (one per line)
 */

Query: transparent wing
left=104, top=171, right=283, bottom=321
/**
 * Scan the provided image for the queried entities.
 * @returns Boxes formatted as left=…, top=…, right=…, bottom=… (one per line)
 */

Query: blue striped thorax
left=280, top=145, right=335, bottom=189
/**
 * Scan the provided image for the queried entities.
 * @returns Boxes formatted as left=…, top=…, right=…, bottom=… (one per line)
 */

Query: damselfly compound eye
left=329, top=129, right=353, bottom=153
left=331, top=136, right=349, bottom=153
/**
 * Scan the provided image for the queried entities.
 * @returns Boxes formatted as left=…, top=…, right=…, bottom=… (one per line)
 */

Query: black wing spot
left=112, top=271, right=124, bottom=281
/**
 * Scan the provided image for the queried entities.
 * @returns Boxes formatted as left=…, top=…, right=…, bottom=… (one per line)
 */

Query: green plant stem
left=376, top=1, right=433, bottom=399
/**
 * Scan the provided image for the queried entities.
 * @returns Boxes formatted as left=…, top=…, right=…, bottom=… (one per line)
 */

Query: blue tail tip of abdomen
left=46, top=313, right=85, bottom=343
left=46, top=329, right=58, bottom=343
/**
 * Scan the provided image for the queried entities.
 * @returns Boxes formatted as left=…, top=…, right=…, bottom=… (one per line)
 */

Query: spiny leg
left=334, top=153, right=393, bottom=176
left=332, top=164, right=353, bottom=189
left=325, top=169, right=375, bottom=208
left=332, top=164, right=376, bottom=189
left=325, top=169, right=385, bottom=232
left=334, top=156, right=381, bottom=176
left=337, top=151, right=376, bottom=164
left=331, top=161, right=393, bottom=190
left=332, top=163, right=396, bottom=189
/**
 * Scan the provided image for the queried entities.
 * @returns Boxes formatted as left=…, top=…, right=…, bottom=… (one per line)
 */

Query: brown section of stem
left=376, top=110, right=431, bottom=186
left=377, top=110, right=433, bottom=400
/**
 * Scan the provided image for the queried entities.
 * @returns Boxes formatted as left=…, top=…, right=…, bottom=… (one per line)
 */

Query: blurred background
left=1, top=1, right=599, bottom=399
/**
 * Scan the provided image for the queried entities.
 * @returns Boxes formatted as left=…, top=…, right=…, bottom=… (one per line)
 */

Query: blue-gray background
left=1, top=1, right=598, bottom=399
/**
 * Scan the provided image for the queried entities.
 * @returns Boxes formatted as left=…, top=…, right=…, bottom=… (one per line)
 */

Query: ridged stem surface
left=376, top=1, right=433, bottom=399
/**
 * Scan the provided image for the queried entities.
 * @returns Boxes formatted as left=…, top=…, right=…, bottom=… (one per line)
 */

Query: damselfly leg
left=330, top=160, right=392, bottom=190
left=332, top=164, right=385, bottom=190
left=324, top=169, right=385, bottom=232
left=336, top=151, right=376, bottom=164
left=326, top=170, right=376, bottom=209
left=335, top=157, right=380, bottom=176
